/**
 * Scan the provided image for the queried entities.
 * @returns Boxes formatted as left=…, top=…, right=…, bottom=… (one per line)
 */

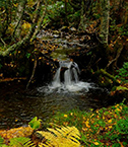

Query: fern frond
left=47, top=128, right=62, bottom=137
left=9, top=137, right=35, bottom=147
left=37, top=131, right=56, bottom=140
left=0, top=135, right=4, bottom=145
left=37, top=126, right=81, bottom=147
left=39, top=142, right=53, bottom=147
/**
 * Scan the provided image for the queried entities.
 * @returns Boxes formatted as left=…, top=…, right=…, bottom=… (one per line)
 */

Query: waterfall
left=72, top=67, right=79, bottom=83
left=64, top=69, right=72, bottom=86
left=37, top=60, right=93, bottom=93
left=50, top=60, right=92, bottom=92
left=53, top=61, right=78, bottom=87
left=52, top=67, right=61, bottom=87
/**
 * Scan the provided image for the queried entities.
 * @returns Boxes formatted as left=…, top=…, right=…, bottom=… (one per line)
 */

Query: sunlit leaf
left=29, top=117, right=41, bottom=130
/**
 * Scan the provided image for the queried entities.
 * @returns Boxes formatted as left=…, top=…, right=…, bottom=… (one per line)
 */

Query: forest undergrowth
left=0, top=101, right=128, bottom=147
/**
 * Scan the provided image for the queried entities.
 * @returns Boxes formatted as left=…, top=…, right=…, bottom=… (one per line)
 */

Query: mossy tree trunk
left=0, top=0, right=45, bottom=57
left=100, top=0, right=110, bottom=44
left=12, top=0, right=27, bottom=40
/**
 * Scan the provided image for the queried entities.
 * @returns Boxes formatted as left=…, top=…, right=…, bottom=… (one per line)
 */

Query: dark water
left=0, top=83, right=110, bottom=129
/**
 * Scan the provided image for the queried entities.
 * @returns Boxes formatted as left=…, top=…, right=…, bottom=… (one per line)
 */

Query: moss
left=116, top=86, right=128, bottom=91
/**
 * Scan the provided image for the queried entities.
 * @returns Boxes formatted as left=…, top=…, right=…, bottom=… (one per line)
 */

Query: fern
left=0, top=136, right=4, bottom=146
left=10, top=137, right=35, bottom=147
left=0, top=137, right=35, bottom=147
left=37, top=126, right=81, bottom=147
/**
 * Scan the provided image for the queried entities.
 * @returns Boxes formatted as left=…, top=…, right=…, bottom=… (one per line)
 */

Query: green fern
left=37, top=126, right=81, bottom=147
left=0, top=136, right=4, bottom=147
left=9, top=137, right=35, bottom=147
left=0, top=137, right=35, bottom=147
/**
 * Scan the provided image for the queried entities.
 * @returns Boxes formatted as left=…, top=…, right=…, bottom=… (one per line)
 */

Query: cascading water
left=72, top=67, right=79, bottom=83
left=37, top=60, right=93, bottom=93
left=52, top=67, right=61, bottom=88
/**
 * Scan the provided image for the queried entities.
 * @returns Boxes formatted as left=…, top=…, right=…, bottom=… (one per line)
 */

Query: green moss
left=116, top=86, right=128, bottom=91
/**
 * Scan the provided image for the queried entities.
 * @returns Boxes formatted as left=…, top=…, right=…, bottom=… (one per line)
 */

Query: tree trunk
left=12, top=0, right=27, bottom=40
left=100, top=0, right=110, bottom=44
left=31, top=0, right=47, bottom=41
left=0, top=0, right=42, bottom=56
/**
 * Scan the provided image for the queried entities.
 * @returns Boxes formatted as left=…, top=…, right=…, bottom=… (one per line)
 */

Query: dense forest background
left=0, top=0, right=128, bottom=88
left=0, top=0, right=128, bottom=146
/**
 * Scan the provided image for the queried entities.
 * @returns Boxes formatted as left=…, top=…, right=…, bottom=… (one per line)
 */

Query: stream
left=0, top=30, right=110, bottom=129
left=0, top=61, right=109, bottom=129
left=0, top=82, right=109, bottom=129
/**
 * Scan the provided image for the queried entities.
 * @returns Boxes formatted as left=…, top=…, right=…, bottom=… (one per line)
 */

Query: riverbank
left=0, top=101, right=128, bottom=146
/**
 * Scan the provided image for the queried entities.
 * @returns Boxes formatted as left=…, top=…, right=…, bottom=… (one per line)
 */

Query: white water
left=72, top=67, right=79, bottom=82
left=37, top=61, right=93, bottom=93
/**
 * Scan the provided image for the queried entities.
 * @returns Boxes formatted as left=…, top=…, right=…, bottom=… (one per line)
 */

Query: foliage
left=44, top=1, right=74, bottom=27
left=0, top=121, right=81, bottom=147
left=48, top=102, right=128, bottom=146
left=0, top=0, right=128, bottom=81
left=29, top=116, right=42, bottom=130
left=67, top=10, right=81, bottom=26
left=9, top=137, right=35, bottom=147
left=0, top=103, right=128, bottom=146
left=116, top=117, right=128, bottom=135
left=0, top=135, right=4, bottom=146
left=115, top=62, right=128, bottom=83
left=37, top=126, right=81, bottom=147
left=0, top=136, right=35, bottom=147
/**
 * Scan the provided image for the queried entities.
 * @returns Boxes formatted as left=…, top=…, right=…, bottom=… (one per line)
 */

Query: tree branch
left=31, top=1, right=47, bottom=41
left=0, top=38, right=6, bottom=47
left=0, top=0, right=42, bottom=57
left=12, top=0, right=27, bottom=39
left=26, top=57, right=37, bottom=89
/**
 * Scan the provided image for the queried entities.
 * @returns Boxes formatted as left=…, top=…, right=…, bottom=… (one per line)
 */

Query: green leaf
left=29, top=117, right=42, bottom=129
